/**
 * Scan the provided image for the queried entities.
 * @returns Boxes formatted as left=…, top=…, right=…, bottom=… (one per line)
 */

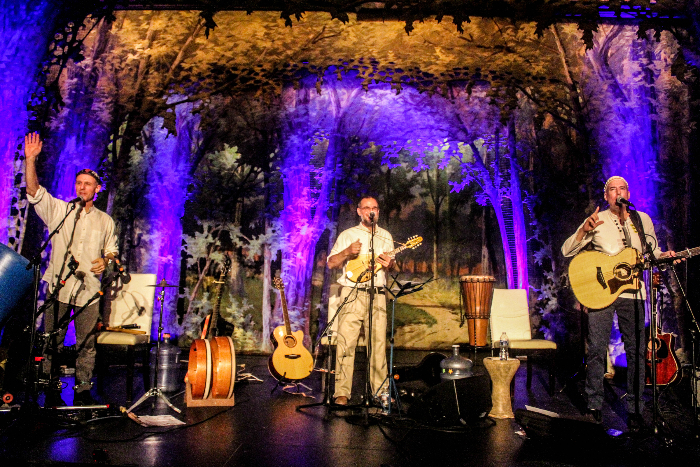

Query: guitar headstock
left=218, top=255, right=232, bottom=280
left=405, top=236, right=423, bottom=249
left=273, top=277, right=285, bottom=291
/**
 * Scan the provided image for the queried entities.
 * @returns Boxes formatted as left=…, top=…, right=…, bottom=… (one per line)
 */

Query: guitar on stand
left=646, top=272, right=680, bottom=386
left=268, top=278, right=313, bottom=383
left=200, top=256, right=234, bottom=339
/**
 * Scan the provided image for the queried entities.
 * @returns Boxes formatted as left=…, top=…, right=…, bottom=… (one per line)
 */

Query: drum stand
left=127, top=281, right=181, bottom=414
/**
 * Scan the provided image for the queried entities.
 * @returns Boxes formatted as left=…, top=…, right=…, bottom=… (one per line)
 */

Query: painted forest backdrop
left=2, top=4, right=700, bottom=367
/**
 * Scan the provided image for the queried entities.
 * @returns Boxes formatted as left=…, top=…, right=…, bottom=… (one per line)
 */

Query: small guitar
left=646, top=273, right=680, bottom=386
left=569, top=246, right=700, bottom=310
left=345, top=235, right=423, bottom=283
left=268, top=277, right=313, bottom=381
left=200, top=255, right=234, bottom=339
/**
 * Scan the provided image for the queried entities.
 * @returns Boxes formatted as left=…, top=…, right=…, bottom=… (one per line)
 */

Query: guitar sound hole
left=614, top=263, right=633, bottom=280
left=284, top=335, right=297, bottom=348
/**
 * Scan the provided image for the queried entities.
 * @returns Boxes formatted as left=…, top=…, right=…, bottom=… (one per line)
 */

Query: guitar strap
left=628, top=210, right=652, bottom=257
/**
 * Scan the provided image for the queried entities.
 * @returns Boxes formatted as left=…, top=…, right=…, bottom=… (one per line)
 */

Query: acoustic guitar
left=569, top=246, right=699, bottom=310
left=646, top=273, right=680, bottom=386
left=345, top=235, right=423, bottom=283
left=268, top=277, right=313, bottom=382
left=187, top=256, right=236, bottom=400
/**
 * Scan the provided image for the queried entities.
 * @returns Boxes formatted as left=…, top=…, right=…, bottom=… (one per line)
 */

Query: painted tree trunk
left=50, top=18, right=114, bottom=203
left=137, top=102, right=201, bottom=337
left=0, top=0, right=64, bottom=247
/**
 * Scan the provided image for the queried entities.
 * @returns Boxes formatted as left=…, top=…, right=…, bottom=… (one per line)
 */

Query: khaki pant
left=42, top=300, right=100, bottom=390
left=333, top=287, right=388, bottom=399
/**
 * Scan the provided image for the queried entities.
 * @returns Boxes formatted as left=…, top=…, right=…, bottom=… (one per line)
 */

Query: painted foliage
left=4, top=10, right=692, bottom=359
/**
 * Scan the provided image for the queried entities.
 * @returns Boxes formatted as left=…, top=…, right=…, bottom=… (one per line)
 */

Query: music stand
left=380, top=275, right=434, bottom=415
left=127, top=279, right=181, bottom=414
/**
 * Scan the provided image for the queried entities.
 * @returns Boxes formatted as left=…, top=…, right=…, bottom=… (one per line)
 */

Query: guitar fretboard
left=679, top=246, right=700, bottom=259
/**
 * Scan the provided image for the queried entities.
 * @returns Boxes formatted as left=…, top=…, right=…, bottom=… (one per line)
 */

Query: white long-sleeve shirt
left=28, top=186, right=118, bottom=306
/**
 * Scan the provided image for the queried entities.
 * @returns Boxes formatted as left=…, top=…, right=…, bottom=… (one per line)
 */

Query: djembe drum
left=459, top=275, right=496, bottom=347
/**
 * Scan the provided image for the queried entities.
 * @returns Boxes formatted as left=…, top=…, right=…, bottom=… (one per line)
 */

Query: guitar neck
left=207, top=280, right=226, bottom=338
left=280, top=289, right=292, bottom=336
left=678, top=246, right=700, bottom=260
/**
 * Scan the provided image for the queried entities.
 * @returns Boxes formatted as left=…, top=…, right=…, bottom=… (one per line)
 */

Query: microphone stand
left=628, top=204, right=670, bottom=439
left=22, top=201, right=80, bottom=406
left=344, top=214, right=379, bottom=426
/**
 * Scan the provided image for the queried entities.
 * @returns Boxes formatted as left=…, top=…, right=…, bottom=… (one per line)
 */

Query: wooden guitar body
left=646, top=332, right=680, bottom=386
left=568, top=248, right=642, bottom=309
left=268, top=327, right=313, bottom=381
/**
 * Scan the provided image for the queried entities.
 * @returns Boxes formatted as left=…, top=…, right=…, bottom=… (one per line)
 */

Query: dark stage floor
left=1, top=349, right=699, bottom=467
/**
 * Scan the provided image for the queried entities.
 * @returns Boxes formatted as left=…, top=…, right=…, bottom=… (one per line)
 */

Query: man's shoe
left=73, top=390, right=97, bottom=406
left=44, top=390, right=66, bottom=408
left=585, top=408, right=602, bottom=423
left=334, top=396, right=349, bottom=406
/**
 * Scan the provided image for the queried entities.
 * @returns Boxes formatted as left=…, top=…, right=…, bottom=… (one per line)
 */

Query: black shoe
left=73, top=390, right=97, bottom=406
left=585, top=408, right=602, bottom=423
left=44, top=390, right=67, bottom=408
left=628, top=413, right=644, bottom=433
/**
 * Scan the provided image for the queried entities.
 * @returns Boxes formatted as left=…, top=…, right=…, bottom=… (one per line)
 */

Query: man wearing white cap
left=562, top=176, right=678, bottom=431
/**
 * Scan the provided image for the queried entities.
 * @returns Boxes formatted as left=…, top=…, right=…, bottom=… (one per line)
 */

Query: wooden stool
left=483, top=357, right=520, bottom=419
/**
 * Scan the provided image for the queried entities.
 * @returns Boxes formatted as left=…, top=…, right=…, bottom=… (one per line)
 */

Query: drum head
left=459, top=275, right=496, bottom=283
left=0, top=243, right=34, bottom=329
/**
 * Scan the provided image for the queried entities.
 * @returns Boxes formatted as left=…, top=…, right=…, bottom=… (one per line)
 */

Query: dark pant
left=586, top=297, right=646, bottom=414
left=42, top=301, right=100, bottom=392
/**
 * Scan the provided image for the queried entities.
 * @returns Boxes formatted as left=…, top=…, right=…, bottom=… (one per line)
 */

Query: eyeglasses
left=360, top=207, right=379, bottom=212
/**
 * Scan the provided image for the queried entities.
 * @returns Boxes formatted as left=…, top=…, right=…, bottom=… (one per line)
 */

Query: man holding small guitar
left=562, top=176, right=680, bottom=431
left=327, top=196, right=397, bottom=406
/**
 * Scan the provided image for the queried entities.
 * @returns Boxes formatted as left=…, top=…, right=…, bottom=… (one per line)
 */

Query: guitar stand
left=271, top=377, right=313, bottom=397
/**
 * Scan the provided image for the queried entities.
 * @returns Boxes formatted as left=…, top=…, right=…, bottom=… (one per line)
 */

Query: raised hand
left=24, top=132, right=42, bottom=161
left=347, top=239, right=362, bottom=256
left=583, top=206, right=604, bottom=233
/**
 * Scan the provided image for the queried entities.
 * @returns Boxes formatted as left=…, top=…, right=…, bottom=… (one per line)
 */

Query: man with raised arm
left=562, top=176, right=678, bottom=432
left=24, top=132, right=118, bottom=406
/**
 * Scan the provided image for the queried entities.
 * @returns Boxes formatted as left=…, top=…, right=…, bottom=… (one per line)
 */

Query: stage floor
left=1, top=350, right=699, bottom=467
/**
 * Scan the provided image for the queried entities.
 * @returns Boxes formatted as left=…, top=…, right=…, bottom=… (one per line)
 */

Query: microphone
left=616, top=196, right=633, bottom=207
left=369, top=211, right=375, bottom=222
left=68, top=196, right=85, bottom=205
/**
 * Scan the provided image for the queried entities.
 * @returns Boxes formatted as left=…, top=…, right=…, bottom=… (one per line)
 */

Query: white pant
left=333, top=287, right=388, bottom=399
